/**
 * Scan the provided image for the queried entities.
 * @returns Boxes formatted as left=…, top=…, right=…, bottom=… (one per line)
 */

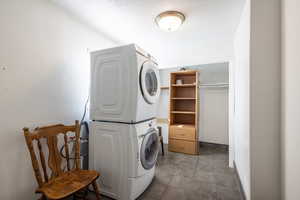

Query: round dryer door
left=140, top=128, right=160, bottom=170
left=140, top=60, right=161, bottom=104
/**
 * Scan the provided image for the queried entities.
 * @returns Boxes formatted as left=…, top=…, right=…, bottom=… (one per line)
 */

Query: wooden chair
left=23, top=120, right=101, bottom=200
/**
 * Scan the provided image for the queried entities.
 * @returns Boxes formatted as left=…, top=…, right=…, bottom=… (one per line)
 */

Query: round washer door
left=140, top=61, right=161, bottom=104
left=140, top=128, right=160, bottom=170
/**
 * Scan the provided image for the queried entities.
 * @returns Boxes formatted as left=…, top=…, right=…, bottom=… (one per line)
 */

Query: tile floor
left=89, top=144, right=244, bottom=200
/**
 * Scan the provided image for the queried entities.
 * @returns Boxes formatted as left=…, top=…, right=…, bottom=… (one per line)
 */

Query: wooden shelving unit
left=171, top=97, right=196, bottom=100
left=171, top=83, right=196, bottom=87
left=168, top=70, right=199, bottom=155
left=171, top=111, right=195, bottom=114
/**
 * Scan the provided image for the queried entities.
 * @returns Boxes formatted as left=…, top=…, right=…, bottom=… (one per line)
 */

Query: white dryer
left=89, top=119, right=159, bottom=200
left=90, top=44, right=161, bottom=123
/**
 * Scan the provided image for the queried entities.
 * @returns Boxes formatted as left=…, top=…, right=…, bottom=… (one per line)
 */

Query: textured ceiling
left=52, top=0, right=245, bottom=68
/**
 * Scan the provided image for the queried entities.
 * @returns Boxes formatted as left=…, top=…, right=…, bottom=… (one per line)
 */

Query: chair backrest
left=23, top=120, right=81, bottom=187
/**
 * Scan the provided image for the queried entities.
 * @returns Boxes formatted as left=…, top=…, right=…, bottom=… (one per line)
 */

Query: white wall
left=228, top=60, right=236, bottom=168
left=0, top=0, right=116, bottom=199
left=281, top=0, right=300, bottom=199
left=233, top=0, right=251, bottom=198
left=199, top=88, right=229, bottom=145
left=234, top=0, right=281, bottom=199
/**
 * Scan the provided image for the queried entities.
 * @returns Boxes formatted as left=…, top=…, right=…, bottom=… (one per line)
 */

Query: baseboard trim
left=199, top=141, right=229, bottom=150
left=233, top=161, right=247, bottom=200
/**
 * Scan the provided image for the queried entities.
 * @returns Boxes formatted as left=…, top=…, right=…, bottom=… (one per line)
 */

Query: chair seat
left=37, top=170, right=99, bottom=199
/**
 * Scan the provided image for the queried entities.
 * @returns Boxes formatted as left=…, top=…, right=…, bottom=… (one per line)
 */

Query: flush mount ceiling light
left=155, top=11, right=185, bottom=32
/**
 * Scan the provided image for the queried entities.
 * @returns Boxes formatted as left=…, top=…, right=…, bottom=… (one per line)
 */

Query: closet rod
left=200, top=85, right=228, bottom=88
left=199, top=83, right=229, bottom=86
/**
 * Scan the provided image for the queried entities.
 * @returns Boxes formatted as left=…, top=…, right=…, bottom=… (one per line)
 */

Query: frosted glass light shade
left=155, top=11, right=185, bottom=32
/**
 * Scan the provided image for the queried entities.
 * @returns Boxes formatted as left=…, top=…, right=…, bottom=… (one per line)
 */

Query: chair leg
left=160, top=137, right=164, bottom=156
left=38, top=194, right=47, bottom=200
left=92, top=180, right=101, bottom=200
left=73, top=188, right=89, bottom=200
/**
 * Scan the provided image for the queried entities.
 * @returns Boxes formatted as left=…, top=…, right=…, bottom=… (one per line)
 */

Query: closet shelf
left=171, top=111, right=195, bottom=114
left=171, top=84, right=196, bottom=87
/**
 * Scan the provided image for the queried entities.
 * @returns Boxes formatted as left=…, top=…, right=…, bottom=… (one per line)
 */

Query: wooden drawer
left=169, top=125, right=196, bottom=141
left=168, top=139, right=198, bottom=155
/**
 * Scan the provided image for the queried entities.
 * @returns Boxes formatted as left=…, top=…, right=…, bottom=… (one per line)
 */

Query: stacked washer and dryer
left=89, top=44, right=161, bottom=200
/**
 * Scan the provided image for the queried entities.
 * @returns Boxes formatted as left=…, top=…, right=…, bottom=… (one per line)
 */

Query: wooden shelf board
left=170, top=124, right=195, bottom=128
left=171, top=70, right=198, bottom=75
left=171, top=111, right=195, bottom=114
left=172, top=84, right=196, bottom=87
left=172, top=98, right=196, bottom=100
left=160, top=86, right=169, bottom=89
left=157, top=118, right=169, bottom=124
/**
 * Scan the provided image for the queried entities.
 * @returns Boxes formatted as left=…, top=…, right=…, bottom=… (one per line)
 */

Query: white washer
left=90, top=44, right=161, bottom=123
left=89, top=119, right=159, bottom=200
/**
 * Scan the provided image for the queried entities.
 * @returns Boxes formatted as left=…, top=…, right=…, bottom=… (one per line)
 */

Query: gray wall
left=250, top=0, right=281, bottom=199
